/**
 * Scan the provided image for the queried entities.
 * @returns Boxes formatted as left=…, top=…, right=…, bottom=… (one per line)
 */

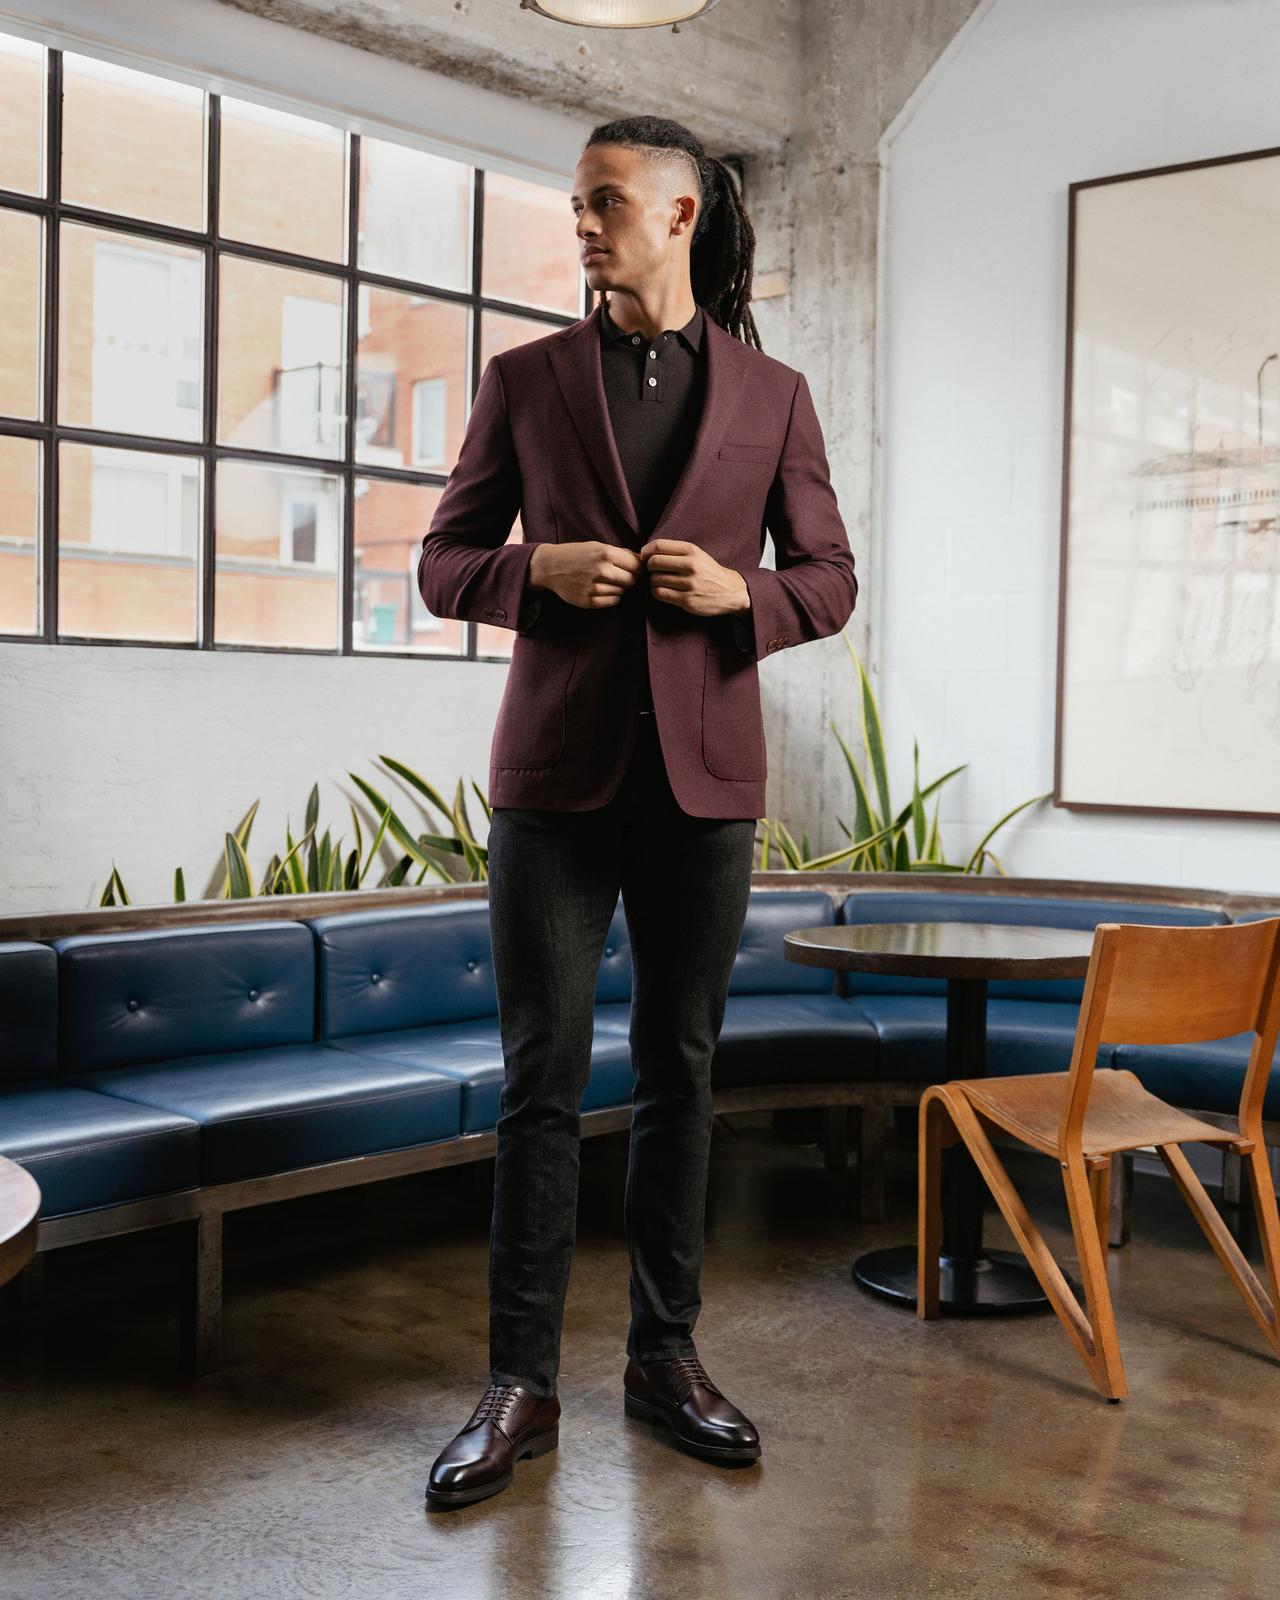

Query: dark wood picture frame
left=1055, top=142, right=1280, bottom=823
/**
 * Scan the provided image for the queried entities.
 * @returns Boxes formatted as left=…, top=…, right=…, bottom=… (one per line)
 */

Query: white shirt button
left=631, top=335, right=640, bottom=344
left=647, top=376, right=657, bottom=387
left=648, top=349, right=657, bottom=359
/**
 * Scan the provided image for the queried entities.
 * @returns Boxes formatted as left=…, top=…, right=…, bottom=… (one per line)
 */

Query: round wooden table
left=0, top=1155, right=41, bottom=1289
left=783, top=920, right=1096, bottom=1312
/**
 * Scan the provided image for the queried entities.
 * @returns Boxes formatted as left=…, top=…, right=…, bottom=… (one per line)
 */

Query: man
left=418, top=115, right=858, bottom=1509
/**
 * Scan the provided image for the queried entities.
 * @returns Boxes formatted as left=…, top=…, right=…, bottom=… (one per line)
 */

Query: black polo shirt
left=518, top=297, right=753, bottom=714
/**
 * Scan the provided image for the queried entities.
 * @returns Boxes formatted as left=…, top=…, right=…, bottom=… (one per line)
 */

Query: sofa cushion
left=855, top=996, right=1111, bottom=1083
left=327, top=1020, right=637, bottom=1133
left=1115, top=1037, right=1280, bottom=1121
left=51, top=921, right=315, bottom=1075
left=68, top=1044, right=461, bottom=1185
left=0, top=942, right=58, bottom=1085
left=595, top=900, right=633, bottom=1006
left=0, top=1082, right=200, bottom=1216
left=836, top=893, right=1228, bottom=1002
left=307, top=903, right=501, bottom=1037
left=729, top=890, right=839, bottom=996
left=708, top=994, right=879, bottom=1090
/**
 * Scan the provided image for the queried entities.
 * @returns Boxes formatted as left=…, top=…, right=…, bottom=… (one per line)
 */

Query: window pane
left=352, top=476, right=458, bottom=654
left=219, top=97, right=346, bottom=263
left=356, top=287, right=468, bottom=472
left=0, top=33, right=44, bottom=197
left=0, top=208, right=43, bottom=420
left=481, top=307, right=566, bottom=367
left=481, top=170, right=580, bottom=316
left=61, top=54, right=205, bottom=231
left=0, top=434, right=42, bottom=636
left=58, top=221, right=204, bottom=442
left=358, top=138, right=470, bottom=291
left=215, top=458, right=341, bottom=648
left=218, top=255, right=346, bottom=460
left=58, top=441, right=201, bottom=642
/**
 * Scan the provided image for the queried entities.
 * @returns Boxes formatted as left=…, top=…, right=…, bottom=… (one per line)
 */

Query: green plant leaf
left=963, top=791, right=1051, bottom=873
left=349, top=773, right=450, bottom=873
left=830, top=719, right=880, bottom=843
left=224, top=832, right=254, bottom=898
left=383, top=853, right=412, bottom=887
left=349, top=803, right=364, bottom=864
left=377, top=755, right=455, bottom=824
left=925, top=794, right=943, bottom=863
left=911, top=739, right=926, bottom=857
left=853, top=645, right=892, bottom=830
left=358, top=804, right=392, bottom=886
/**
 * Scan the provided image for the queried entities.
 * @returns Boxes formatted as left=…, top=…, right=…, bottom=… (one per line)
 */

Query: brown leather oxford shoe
left=425, top=1382, right=560, bottom=1508
left=623, top=1354, right=761, bottom=1464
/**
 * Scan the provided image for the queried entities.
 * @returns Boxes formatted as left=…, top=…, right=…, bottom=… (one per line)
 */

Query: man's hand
left=528, top=540, right=643, bottom=609
left=638, top=538, right=750, bottom=617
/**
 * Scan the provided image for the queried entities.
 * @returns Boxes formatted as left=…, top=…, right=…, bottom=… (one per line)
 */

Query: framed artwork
left=1055, top=144, right=1280, bottom=821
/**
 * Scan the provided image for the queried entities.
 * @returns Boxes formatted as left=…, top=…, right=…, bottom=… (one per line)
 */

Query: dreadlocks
left=582, top=116, right=762, bottom=350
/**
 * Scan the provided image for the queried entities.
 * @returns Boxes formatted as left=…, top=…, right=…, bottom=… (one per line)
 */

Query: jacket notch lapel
left=647, top=311, right=748, bottom=547
left=546, top=306, right=639, bottom=541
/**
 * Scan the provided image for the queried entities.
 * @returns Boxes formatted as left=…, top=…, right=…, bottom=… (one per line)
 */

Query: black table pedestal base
left=852, top=1245, right=1076, bottom=1313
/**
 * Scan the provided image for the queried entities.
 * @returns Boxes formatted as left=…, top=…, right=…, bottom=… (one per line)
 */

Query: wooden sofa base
left=3, top=1082, right=918, bottom=1376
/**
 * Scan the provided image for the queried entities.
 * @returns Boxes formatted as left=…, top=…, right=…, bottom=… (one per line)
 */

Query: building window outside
left=411, top=377, right=447, bottom=471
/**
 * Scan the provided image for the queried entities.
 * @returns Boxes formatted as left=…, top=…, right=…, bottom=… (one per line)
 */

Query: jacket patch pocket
left=717, top=443, right=776, bottom=463
left=701, top=640, right=766, bottom=783
left=491, top=636, right=579, bottom=770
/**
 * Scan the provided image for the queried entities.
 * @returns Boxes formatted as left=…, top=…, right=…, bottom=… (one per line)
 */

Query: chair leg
left=1108, top=1152, right=1133, bottom=1248
left=1090, top=1161, right=1112, bottom=1257
left=823, top=1106, right=849, bottom=1173
left=1158, top=1142, right=1280, bottom=1357
left=917, top=1089, right=952, bottom=1319
left=178, top=1212, right=223, bottom=1377
left=1061, top=1157, right=1127, bottom=1401
left=858, top=1104, right=886, bottom=1225
left=934, top=1088, right=1127, bottom=1401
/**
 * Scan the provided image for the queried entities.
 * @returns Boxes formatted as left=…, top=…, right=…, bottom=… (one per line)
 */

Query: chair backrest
left=1062, top=918, right=1280, bottom=1149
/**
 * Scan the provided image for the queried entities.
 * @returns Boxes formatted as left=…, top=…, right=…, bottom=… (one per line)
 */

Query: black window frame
left=0, top=38, right=588, bottom=663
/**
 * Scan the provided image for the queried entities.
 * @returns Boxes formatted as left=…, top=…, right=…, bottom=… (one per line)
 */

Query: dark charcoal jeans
left=484, top=713, right=758, bottom=1398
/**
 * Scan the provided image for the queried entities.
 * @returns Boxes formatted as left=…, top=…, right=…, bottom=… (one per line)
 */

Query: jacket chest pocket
left=717, top=443, right=776, bottom=465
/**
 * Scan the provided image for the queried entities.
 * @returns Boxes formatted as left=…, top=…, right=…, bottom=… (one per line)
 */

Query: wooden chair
left=917, top=918, right=1280, bottom=1401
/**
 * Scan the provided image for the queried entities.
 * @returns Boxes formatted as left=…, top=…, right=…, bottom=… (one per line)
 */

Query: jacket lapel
left=546, top=302, right=750, bottom=548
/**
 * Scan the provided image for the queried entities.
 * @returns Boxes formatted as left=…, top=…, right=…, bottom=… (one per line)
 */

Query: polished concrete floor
left=3, top=1112, right=1279, bottom=1600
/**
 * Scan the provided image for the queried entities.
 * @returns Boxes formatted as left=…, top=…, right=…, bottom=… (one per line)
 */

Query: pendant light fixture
left=519, top=0, right=723, bottom=30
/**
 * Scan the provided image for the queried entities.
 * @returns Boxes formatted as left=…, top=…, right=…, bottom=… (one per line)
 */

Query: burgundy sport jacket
left=416, top=301, right=858, bottom=819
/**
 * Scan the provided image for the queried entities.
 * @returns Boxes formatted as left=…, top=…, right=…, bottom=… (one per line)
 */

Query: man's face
left=570, top=144, right=692, bottom=292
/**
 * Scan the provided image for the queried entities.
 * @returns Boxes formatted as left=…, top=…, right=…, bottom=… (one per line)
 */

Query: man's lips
left=582, top=249, right=608, bottom=263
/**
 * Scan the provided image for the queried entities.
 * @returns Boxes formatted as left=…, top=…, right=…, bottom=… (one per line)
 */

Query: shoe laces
left=473, top=1383, right=522, bottom=1427
left=663, top=1355, right=721, bottom=1400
